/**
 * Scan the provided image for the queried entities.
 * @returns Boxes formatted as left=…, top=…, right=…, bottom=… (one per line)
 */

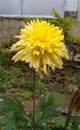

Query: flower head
left=10, top=20, right=68, bottom=74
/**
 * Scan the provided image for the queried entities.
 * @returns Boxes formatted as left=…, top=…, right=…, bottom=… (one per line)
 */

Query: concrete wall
left=70, top=20, right=80, bottom=36
left=0, top=17, right=24, bottom=42
left=0, top=17, right=80, bottom=42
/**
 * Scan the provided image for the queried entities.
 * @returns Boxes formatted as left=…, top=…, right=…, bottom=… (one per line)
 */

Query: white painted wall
left=0, top=0, right=80, bottom=18
left=23, top=0, right=65, bottom=16
left=0, top=0, right=20, bottom=15
left=0, top=0, right=65, bottom=17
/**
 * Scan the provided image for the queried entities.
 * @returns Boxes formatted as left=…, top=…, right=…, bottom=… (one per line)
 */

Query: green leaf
left=0, top=112, right=16, bottom=130
left=1, top=96, right=24, bottom=116
left=71, top=124, right=79, bottom=130
left=19, top=115, right=32, bottom=127
left=21, top=91, right=33, bottom=99
left=73, top=116, right=80, bottom=124
left=55, top=117, right=66, bottom=128
left=39, top=92, right=67, bottom=118
left=35, top=111, right=43, bottom=123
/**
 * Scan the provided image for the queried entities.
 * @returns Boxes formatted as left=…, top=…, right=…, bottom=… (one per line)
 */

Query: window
left=64, top=0, right=79, bottom=18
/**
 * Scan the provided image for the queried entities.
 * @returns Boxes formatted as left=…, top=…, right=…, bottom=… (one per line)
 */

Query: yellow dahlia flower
left=10, top=20, right=68, bottom=74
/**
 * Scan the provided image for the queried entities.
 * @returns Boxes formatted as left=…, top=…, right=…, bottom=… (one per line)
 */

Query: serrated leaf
left=19, top=115, right=32, bottom=127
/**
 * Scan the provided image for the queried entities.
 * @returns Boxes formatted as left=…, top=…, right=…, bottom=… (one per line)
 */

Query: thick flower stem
left=33, top=69, right=36, bottom=130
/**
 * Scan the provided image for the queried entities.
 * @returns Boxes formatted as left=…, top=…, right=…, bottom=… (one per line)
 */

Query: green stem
left=33, top=69, right=36, bottom=130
